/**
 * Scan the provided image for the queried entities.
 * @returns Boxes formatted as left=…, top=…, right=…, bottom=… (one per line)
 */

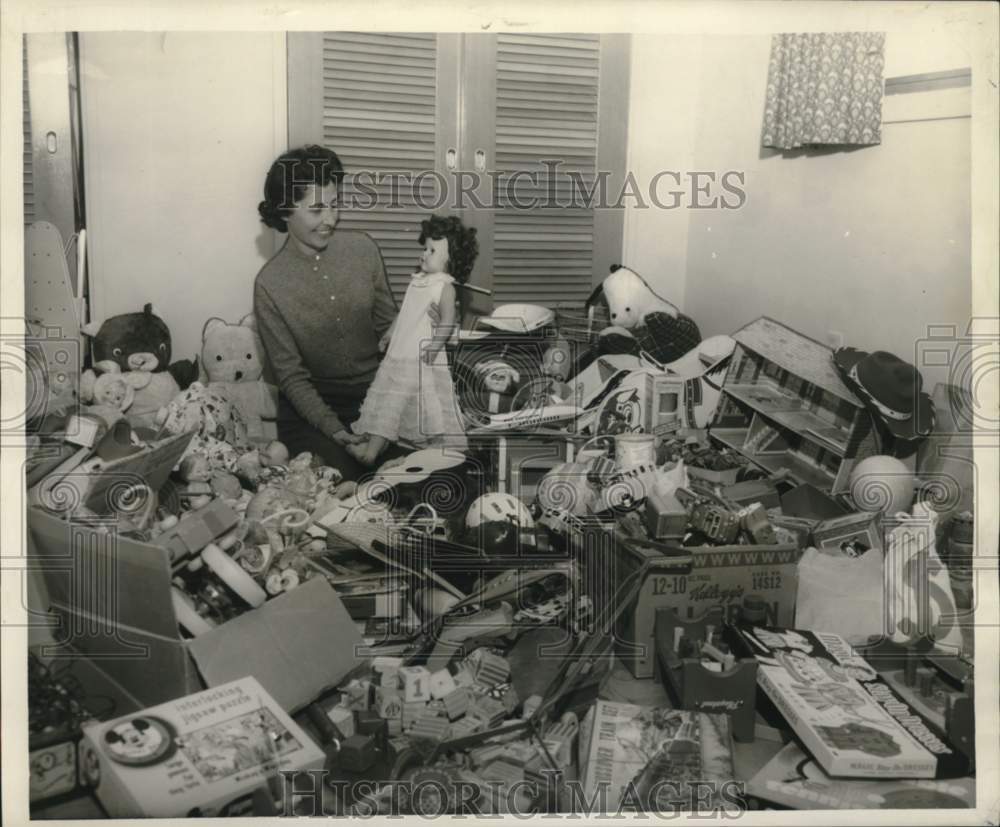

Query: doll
left=348, top=215, right=478, bottom=466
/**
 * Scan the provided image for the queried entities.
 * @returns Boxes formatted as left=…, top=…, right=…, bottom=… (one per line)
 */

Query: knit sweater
left=253, top=230, right=397, bottom=437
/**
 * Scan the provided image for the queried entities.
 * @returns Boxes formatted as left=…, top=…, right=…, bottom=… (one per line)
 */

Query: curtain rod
left=884, top=68, right=971, bottom=95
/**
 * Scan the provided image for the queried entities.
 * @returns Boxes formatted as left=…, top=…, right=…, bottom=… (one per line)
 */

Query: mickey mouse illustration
left=103, top=716, right=175, bottom=766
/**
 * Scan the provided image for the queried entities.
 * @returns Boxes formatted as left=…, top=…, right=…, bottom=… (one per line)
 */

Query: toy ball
left=849, top=456, right=914, bottom=514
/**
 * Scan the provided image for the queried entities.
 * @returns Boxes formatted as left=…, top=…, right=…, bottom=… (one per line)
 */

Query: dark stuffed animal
left=81, top=303, right=198, bottom=428
left=636, top=312, right=702, bottom=364
left=83, top=303, right=198, bottom=389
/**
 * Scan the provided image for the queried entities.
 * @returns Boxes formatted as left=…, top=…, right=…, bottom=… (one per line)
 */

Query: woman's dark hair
left=258, top=145, right=344, bottom=232
left=419, top=214, right=479, bottom=284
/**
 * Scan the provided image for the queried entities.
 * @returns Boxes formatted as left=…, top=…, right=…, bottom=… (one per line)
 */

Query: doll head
left=479, top=361, right=519, bottom=393
left=94, top=375, right=135, bottom=411
left=418, top=214, right=479, bottom=283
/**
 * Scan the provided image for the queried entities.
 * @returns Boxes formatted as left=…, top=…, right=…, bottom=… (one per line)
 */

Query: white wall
left=81, top=32, right=287, bottom=361
left=624, top=32, right=972, bottom=389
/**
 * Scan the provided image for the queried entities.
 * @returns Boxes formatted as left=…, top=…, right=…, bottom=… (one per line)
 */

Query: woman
left=253, top=145, right=400, bottom=479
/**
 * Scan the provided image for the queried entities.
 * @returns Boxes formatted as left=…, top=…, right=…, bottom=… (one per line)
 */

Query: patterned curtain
left=762, top=32, right=885, bottom=150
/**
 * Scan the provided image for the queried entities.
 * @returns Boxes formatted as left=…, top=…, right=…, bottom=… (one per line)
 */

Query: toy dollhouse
left=709, top=317, right=877, bottom=494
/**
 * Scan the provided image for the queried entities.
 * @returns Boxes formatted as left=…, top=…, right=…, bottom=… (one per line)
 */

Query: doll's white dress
left=353, top=272, right=466, bottom=448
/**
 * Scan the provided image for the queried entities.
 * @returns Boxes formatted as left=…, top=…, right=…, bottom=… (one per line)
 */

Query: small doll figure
left=348, top=215, right=478, bottom=465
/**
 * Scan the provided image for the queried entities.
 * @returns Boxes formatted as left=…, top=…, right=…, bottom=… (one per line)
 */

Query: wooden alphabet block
left=398, top=665, right=432, bottom=702
left=429, top=668, right=457, bottom=699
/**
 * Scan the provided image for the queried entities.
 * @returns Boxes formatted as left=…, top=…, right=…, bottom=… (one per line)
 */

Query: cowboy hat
left=833, top=347, right=935, bottom=442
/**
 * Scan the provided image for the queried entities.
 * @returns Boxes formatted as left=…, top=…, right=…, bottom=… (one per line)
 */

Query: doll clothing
left=354, top=272, right=466, bottom=448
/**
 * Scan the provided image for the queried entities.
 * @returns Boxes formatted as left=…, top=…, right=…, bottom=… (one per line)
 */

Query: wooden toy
left=355, top=709, right=387, bottom=740
left=408, top=715, right=452, bottom=744
left=471, top=651, right=510, bottom=687
left=327, top=704, right=355, bottom=739
left=398, top=665, right=432, bottom=702
left=452, top=664, right=476, bottom=688
left=441, top=687, right=472, bottom=720
left=375, top=687, right=404, bottom=725
left=654, top=608, right=758, bottom=742
left=402, top=700, right=428, bottom=729
left=469, top=696, right=507, bottom=729
left=338, top=734, right=377, bottom=772
left=710, top=317, right=878, bottom=494
left=541, top=719, right=576, bottom=768
left=429, top=668, right=457, bottom=699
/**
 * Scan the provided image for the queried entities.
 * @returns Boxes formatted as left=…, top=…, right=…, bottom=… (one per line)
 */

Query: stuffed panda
left=588, top=265, right=702, bottom=364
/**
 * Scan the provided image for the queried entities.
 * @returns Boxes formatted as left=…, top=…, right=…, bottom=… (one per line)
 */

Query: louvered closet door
left=321, top=32, right=441, bottom=303
left=288, top=32, right=628, bottom=309
left=491, top=34, right=602, bottom=306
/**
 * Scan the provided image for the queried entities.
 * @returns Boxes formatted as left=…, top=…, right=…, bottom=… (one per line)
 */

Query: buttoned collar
left=283, top=236, right=329, bottom=263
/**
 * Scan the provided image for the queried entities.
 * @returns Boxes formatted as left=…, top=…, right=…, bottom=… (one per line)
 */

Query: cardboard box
left=28, top=507, right=365, bottom=712
left=616, top=540, right=802, bottom=678
left=80, top=677, right=324, bottom=817
left=812, top=511, right=884, bottom=555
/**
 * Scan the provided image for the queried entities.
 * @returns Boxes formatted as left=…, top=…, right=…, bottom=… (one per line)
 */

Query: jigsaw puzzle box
left=79, top=677, right=324, bottom=818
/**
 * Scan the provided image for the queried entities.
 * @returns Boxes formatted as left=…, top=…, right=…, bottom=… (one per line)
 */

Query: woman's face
left=286, top=182, right=339, bottom=255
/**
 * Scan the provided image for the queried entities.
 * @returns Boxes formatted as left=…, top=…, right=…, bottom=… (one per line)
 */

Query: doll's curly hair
left=258, top=145, right=344, bottom=233
left=419, top=215, right=479, bottom=284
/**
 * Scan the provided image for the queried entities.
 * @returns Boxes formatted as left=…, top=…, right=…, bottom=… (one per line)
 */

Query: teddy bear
left=155, top=382, right=251, bottom=473
left=199, top=314, right=277, bottom=440
left=81, top=304, right=199, bottom=428
left=587, top=265, right=702, bottom=365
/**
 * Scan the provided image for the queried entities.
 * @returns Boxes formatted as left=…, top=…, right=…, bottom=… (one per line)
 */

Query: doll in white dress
left=348, top=215, right=477, bottom=465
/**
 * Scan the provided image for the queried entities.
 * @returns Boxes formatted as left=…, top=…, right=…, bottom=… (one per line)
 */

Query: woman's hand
left=378, top=330, right=392, bottom=353
left=331, top=429, right=364, bottom=446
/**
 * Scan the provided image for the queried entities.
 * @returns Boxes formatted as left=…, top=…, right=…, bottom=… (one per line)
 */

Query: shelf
left=724, top=385, right=851, bottom=455
left=748, top=450, right=834, bottom=491
left=709, top=428, right=834, bottom=490
left=709, top=428, right=749, bottom=452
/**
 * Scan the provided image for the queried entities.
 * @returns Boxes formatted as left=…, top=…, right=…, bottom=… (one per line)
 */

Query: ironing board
left=24, top=221, right=85, bottom=422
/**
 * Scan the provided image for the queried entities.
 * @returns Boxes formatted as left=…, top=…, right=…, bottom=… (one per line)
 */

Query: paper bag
left=795, top=545, right=884, bottom=644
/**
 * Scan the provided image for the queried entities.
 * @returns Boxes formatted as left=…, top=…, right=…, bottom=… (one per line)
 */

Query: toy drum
left=615, top=434, right=656, bottom=468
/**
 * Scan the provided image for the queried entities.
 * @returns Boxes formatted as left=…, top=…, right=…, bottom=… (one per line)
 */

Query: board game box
left=578, top=700, right=737, bottom=813
left=79, top=677, right=324, bottom=817
left=734, top=626, right=969, bottom=779
left=747, top=741, right=975, bottom=810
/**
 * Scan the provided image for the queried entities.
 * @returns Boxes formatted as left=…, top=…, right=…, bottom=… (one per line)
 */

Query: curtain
left=762, top=32, right=885, bottom=150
